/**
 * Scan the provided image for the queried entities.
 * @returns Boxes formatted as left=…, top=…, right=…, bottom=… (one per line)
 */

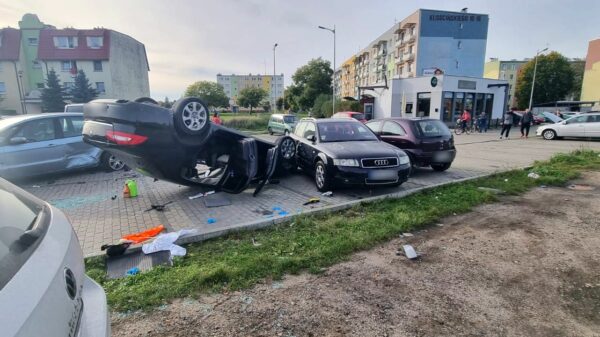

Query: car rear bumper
left=77, top=276, right=110, bottom=337
left=332, top=164, right=411, bottom=186
left=411, top=149, right=456, bottom=166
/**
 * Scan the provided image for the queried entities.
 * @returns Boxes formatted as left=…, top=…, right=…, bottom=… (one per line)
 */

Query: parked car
left=536, top=112, right=600, bottom=140
left=0, top=177, right=110, bottom=337
left=64, top=104, right=84, bottom=113
left=366, top=118, right=456, bottom=172
left=290, top=118, right=411, bottom=191
left=0, top=113, right=125, bottom=180
left=267, top=114, right=297, bottom=135
left=82, top=97, right=296, bottom=195
left=331, top=111, right=367, bottom=123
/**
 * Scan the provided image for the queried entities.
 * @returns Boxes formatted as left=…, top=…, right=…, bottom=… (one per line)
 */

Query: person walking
left=520, top=108, right=533, bottom=138
left=211, top=112, right=222, bottom=125
left=461, top=109, right=472, bottom=133
left=500, top=108, right=514, bottom=139
left=478, top=112, right=488, bottom=133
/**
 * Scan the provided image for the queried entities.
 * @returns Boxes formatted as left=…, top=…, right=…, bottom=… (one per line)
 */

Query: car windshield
left=318, top=121, right=378, bottom=142
left=283, top=116, right=296, bottom=124
left=415, top=120, right=451, bottom=137
left=0, top=183, right=44, bottom=290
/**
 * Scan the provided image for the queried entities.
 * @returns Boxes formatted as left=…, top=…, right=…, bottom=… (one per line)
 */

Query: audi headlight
left=398, top=155, right=410, bottom=165
left=333, top=158, right=360, bottom=167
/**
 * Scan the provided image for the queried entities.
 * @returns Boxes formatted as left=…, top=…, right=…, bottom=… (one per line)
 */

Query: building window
left=408, top=63, right=412, bottom=73
left=53, top=36, right=78, bottom=49
left=0, top=82, right=6, bottom=94
left=32, top=60, right=41, bottom=69
left=457, top=41, right=462, bottom=49
left=86, top=36, right=104, bottom=49
left=95, top=82, right=105, bottom=93
left=509, top=74, right=514, bottom=80
left=93, top=60, right=103, bottom=72
left=61, top=60, right=76, bottom=72
left=28, top=37, right=38, bottom=46
left=36, top=83, right=45, bottom=89
left=456, top=60, right=459, bottom=69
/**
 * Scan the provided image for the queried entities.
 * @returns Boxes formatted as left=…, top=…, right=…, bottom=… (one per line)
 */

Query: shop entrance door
left=417, top=92, right=431, bottom=117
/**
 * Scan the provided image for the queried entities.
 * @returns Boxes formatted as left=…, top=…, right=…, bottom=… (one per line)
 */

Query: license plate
left=433, top=151, right=452, bottom=162
left=368, top=169, right=397, bottom=180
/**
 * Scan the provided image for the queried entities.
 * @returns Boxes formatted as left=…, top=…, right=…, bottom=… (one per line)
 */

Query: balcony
left=407, top=35, right=416, bottom=44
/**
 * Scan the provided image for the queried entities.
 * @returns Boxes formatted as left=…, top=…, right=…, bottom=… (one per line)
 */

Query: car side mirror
left=9, top=137, right=27, bottom=145
left=306, top=134, right=316, bottom=142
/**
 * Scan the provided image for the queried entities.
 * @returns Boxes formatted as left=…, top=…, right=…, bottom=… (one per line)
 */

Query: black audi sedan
left=290, top=118, right=411, bottom=191
left=82, top=97, right=296, bottom=195
left=366, top=118, right=456, bottom=172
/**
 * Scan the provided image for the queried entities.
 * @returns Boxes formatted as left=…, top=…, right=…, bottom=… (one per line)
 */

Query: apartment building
left=336, top=8, right=489, bottom=99
left=0, top=14, right=149, bottom=114
left=217, top=73, right=284, bottom=106
left=581, top=38, right=600, bottom=102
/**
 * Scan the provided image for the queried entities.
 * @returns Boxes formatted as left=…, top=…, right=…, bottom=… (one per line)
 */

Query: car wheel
left=134, top=97, right=158, bottom=105
left=542, top=129, right=557, bottom=140
left=173, top=97, right=210, bottom=136
left=314, top=161, right=331, bottom=192
left=268, top=127, right=273, bottom=135
left=277, top=136, right=296, bottom=161
left=431, top=163, right=451, bottom=172
left=101, top=152, right=126, bottom=172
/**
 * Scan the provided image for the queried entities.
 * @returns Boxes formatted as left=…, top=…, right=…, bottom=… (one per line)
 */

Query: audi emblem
left=374, top=159, right=389, bottom=166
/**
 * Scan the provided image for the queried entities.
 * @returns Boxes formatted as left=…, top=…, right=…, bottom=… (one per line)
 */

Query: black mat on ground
left=106, top=250, right=171, bottom=279
left=204, top=192, right=232, bottom=207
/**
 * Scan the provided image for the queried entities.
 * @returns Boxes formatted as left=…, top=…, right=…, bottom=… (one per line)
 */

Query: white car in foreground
left=536, top=112, right=600, bottom=140
left=0, top=178, right=109, bottom=337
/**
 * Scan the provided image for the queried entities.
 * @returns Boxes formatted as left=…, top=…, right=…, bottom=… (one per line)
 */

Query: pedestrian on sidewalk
left=211, top=112, right=222, bottom=125
left=478, top=112, right=488, bottom=133
left=500, top=108, right=514, bottom=139
left=520, top=108, right=533, bottom=138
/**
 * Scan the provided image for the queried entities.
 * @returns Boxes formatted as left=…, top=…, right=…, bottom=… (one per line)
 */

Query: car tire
left=431, top=163, right=451, bottom=172
left=277, top=136, right=296, bottom=162
left=314, top=160, right=331, bottom=192
left=101, top=152, right=126, bottom=172
left=134, top=97, right=158, bottom=105
left=542, top=129, right=557, bottom=140
left=268, top=127, right=274, bottom=135
left=173, top=97, right=210, bottom=136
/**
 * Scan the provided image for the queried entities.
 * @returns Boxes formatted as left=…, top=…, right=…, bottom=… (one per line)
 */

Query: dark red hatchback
left=366, top=118, right=456, bottom=171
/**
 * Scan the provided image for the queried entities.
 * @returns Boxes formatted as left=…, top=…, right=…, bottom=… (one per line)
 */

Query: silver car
left=0, top=113, right=124, bottom=179
left=0, top=178, right=110, bottom=337
left=536, top=112, right=600, bottom=140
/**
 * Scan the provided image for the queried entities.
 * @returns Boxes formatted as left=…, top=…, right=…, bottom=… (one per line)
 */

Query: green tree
left=276, top=97, right=284, bottom=111
left=287, top=58, right=333, bottom=111
left=321, top=99, right=362, bottom=118
left=184, top=81, right=229, bottom=108
left=237, top=87, right=267, bottom=113
left=569, top=61, right=585, bottom=101
left=41, top=69, right=66, bottom=112
left=261, top=100, right=271, bottom=113
left=515, top=51, right=575, bottom=109
left=160, top=97, right=173, bottom=108
left=312, top=93, right=331, bottom=117
left=70, top=70, right=98, bottom=103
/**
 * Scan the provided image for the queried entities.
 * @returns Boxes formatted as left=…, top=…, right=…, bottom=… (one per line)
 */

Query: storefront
left=366, top=75, right=507, bottom=125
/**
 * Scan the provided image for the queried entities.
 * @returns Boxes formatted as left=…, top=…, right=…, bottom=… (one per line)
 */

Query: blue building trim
left=419, top=9, right=489, bottom=39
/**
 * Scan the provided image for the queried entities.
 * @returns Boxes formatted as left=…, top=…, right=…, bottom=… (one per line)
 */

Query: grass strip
left=86, top=149, right=600, bottom=312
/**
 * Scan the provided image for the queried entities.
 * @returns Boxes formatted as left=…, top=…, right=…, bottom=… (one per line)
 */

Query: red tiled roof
left=0, top=28, right=21, bottom=61
left=38, top=29, right=110, bottom=60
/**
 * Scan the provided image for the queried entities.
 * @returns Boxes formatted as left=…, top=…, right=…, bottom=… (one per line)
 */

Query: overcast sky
left=1, top=0, right=598, bottom=100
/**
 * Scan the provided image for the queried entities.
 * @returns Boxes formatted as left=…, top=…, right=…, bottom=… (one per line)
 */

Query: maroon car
left=366, top=118, right=456, bottom=171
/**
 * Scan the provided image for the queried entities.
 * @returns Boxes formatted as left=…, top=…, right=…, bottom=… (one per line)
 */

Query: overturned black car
left=82, top=97, right=296, bottom=195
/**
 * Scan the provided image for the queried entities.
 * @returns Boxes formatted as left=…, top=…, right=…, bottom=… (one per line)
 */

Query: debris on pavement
left=401, top=233, right=414, bottom=237
left=567, top=184, right=595, bottom=191
left=100, top=242, right=132, bottom=257
left=106, top=250, right=171, bottom=279
left=252, top=238, right=262, bottom=247
left=142, top=229, right=197, bottom=257
left=123, top=179, right=138, bottom=198
left=111, top=195, right=117, bottom=200
left=145, top=201, right=174, bottom=212
left=126, top=267, right=140, bottom=276
left=402, top=245, right=419, bottom=259
left=207, top=217, right=217, bottom=224
left=122, top=225, right=165, bottom=244
left=189, top=190, right=215, bottom=200
left=527, top=172, right=540, bottom=179
left=303, top=197, right=321, bottom=205
left=477, top=187, right=504, bottom=194
left=322, top=191, right=333, bottom=197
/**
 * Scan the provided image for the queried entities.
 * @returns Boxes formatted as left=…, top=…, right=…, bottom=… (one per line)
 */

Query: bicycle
left=454, top=118, right=471, bottom=135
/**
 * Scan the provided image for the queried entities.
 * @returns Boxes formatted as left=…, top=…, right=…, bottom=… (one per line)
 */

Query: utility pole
left=528, top=47, right=549, bottom=110
left=319, top=25, right=336, bottom=114
left=273, top=43, right=278, bottom=112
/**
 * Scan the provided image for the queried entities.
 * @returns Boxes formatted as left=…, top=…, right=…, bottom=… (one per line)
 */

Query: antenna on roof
left=461, top=7, right=468, bottom=12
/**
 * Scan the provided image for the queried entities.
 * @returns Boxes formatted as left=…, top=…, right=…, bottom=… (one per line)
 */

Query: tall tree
left=41, top=69, right=66, bottom=112
left=287, top=58, right=333, bottom=111
left=160, top=96, right=173, bottom=108
left=237, top=87, right=267, bottom=113
left=515, top=51, right=575, bottom=109
left=184, top=81, right=229, bottom=108
left=568, top=61, right=585, bottom=101
left=70, top=70, right=98, bottom=103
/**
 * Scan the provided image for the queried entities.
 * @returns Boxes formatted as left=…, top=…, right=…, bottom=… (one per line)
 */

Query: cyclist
left=460, top=109, right=472, bottom=133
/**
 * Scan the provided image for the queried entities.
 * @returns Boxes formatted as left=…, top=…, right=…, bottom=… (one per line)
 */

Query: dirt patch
left=111, top=172, right=600, bottom=337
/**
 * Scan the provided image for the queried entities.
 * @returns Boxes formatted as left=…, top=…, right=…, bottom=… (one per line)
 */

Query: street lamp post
left=528, top=47, right=549, bottom=110
left=318, top=25, right=336, bottom=115
left=273, top=43, right=278, bottom=112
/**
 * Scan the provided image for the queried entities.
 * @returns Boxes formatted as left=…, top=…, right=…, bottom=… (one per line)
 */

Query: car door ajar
left=295, top=122, right=318, bottom=169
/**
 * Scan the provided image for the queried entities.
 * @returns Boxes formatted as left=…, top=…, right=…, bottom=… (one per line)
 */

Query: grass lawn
left=86, top=149, right=600, bottom=312
left=219, top=112, right=309, bottom=132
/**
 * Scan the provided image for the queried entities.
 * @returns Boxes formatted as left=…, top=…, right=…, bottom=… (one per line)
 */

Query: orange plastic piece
left=122, top=225, right=165, bottom=244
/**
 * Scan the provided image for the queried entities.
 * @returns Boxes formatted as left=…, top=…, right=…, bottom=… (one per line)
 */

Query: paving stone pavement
left=15, top=129, right=600, bottom=257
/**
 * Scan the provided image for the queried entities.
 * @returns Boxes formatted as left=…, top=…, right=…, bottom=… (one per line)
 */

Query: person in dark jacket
left=520, top=108, right=533, bottom=138
left=500, top=108, right=515, bottom=139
